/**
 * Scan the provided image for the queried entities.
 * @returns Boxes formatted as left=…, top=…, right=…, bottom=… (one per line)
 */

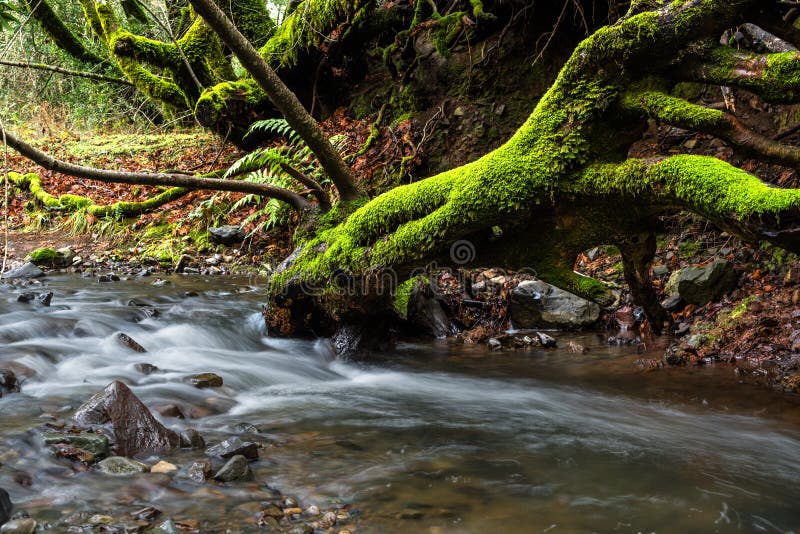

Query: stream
left=1, top=275, right=800, bottom=532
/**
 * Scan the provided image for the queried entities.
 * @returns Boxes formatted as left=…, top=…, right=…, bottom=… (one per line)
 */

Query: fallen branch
left=1, top=126, right=312, bottom=211
left=0, top=60, right=133, bottom=85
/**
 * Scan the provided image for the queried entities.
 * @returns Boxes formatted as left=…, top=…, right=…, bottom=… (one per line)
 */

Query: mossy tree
left=5, top=0, right=800, bottom=341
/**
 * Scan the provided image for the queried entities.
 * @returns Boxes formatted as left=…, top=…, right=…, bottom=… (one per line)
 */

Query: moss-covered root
left=617, top=231, right=670, bottom=334
left=575, top=156, right=800, bottom=252
left=9, top=171, right=189, bottom=219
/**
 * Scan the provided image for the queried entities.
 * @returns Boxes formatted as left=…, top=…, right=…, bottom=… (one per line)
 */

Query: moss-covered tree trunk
left=264, top=0, right=800, bottom=338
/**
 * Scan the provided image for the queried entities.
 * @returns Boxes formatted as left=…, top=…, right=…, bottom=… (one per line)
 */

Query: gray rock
left=182, top=373, right=223, bottom=388
left=208, top=225, right=245, bottom=245
left=661, top=294, right=684, bottom=312
left=0, top=488, right=11, bottom=526
left=536, top=332, right=557, bottom=347
left=205, top=437, right=258, bottom=459
left=179, top=428, right=205, bottom=449
left=664, top=260, right=738, bottom=306
left=488, top=338, right=502, bottom=351
left=213, top=455, right=252, bottom=482
left=96, top=456, right=149, bottom=476
left=510, top=280, right=600, bottom=328
left=43, top=433, right=110, bottom=458
left=407, top=282, right=451, bottom=338
left=152, top=519, right=181, bottom=533
left=187, top=459, right=212, bottom=483
left=652, top=264, right=670, bottom=277
left=74, top=381, right=180, bottom=457
left=134, top=363, right=158, bottom=375
left=1, top=263, right=44, bottom=280
left=0, top=519, right=35, bottom=534
left=117, top=333, right=146, bottom=353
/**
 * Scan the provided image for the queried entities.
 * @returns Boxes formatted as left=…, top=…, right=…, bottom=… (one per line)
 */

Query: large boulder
left=0, top=489, right=11, bottom=527
left=664, top=260, right=738, bottom=306
left=1, top=263, right=44, bottom=280
left=74, top=381, right=180, bottom=457
left=510, top=280, right=600, bottom=329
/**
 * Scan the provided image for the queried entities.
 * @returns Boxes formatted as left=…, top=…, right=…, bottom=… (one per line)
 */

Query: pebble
left=187, top=459, right=213, bottom=483
left=150, top=461, right=178, bottom=473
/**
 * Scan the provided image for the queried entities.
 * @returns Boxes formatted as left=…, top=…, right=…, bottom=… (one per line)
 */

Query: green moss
left=28, top=247, right=58, bottom=265
left=189, top=228, right=213, bottom=252
left=393, top=276, right=429, bottom=319
left=27, top=0, right=104, bottom=64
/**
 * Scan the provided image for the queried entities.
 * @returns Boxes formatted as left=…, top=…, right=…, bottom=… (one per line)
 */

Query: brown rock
left=183, top=373, right=223, bottom=388
left=187, top=459, right=213, bottom=483
left=74, top=381, right=180, bottom=457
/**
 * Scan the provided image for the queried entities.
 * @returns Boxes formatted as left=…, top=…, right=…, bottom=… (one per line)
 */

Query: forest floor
left=2, top=119, right=800, bottom=399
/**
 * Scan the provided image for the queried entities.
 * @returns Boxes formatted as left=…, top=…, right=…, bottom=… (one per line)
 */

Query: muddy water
left=1, top=275, right=799, bottom=532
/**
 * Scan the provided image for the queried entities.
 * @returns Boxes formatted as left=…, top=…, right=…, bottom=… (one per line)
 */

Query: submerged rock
left=0, top=488, right=11, bottom=526
left=213, top=455, right=252, bottom=482
left=74, top=381, right=180, bottom=457
left=134, top=363, right=158, bottom=375
left=510, top=280, right=600, bottom=329
left=1, top=263, right=44, bottom=280
left=205, top=437, right=258, bottom=459
left=97, top=456, right=149, bottom=476
left=182, top=373, right=223, bottom=388
left=664, top=260, right=738, bottom=306
left=179, top=429, right=205, bottom=449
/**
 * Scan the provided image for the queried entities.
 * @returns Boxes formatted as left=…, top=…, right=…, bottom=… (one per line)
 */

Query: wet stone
left=232, top=422, right=260, bottom=434
left=1, top=263, right=44, bottom=280
left=117, top=333, right=147, bottom=353
left=179, top=429, right=205, bottom=449
left=536, top=332, right=557, bottom=348
left=156, top=404, right=185, bottom=419
left=187, top=459, right=212, bottom=483
left=205, top=437, right=258, bottom=459
left=213, top=455, right=252, bottom=482
left=208, top=225, right=245, bottom=245
left=43, top=433, right=110, bottom=458
left=96, top=456, right=149, bottom=476
left=0, top=370, right=20, bottom=395
left=183, top=373, right=223, bottom=388
left=130, top=506, right=161, bottom=521
left=0, top=519, right=35, bottom=534
left=134, top=363, right=159, bottom=375
left=35, top=291, right=53, bottom=306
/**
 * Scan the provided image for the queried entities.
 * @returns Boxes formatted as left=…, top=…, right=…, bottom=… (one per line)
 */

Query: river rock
left=74, top=381, right=180, bottom=457
left=0, top=519, right=35, bottom=534
left=205, top=437, right=258, bottom=459
left=510, top=280, right=600, bottom=328
left=407, top=283, right=451, bottom=338
left=208, top=225, right=245, bottom=245
left=117, top=333, right=147, bottom=353
left=97, top=456, right=149, bottom=475
left=213, top=455, right=252, bottom=482
left=536, top=332, right=557, bottom=347
left=179, top=428, right=205, bottom=449
left=1, top=263, right=44, bottom=280
left=43, top=433, right=110, bottom=458
left=187, top=459, right=213, bottom=482
left=0, top=370, right=20, bottom=396
left=150, top=461, right=177, bottom=474
left=664, top=260, right=738, bottom=306
left=182, top=373, right=223, bottom=388
left=0, top=488, right=11, bottom=526
left=134, top=363, right=158, bottom=375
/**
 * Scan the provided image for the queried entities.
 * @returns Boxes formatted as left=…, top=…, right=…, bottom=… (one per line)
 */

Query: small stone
left=35, top=291, right=53, bottom=306
left=487, top=338, right=502, bottom=351
left=187, top=459, right=213, bottom=483
left=284, top=507, right=303, bottom=516
left=306, top=506, right=319, bottom=516
left=0, top=370, right=20, bottom=395
left=179, top=428, right=205, bottom=449
left=152, top=278, right=170, bottom=287
left=205, top=437, right=258, bottom=459
left=183, top=373, right=223, bottom=388
left=536, top=332, right=557, bottom=347
left=150, top=461, right=178, bottom=474
left=175, top=254, right=195, bottom=274
left=117, top=333, right=147, bottom=353
left=213, top=455, right=252, bottom=482
left=232, top=422, right=260, bottom=434
left=494, top=103, right=506, bottom=116
left=16, top=292, right=35, bottom=304
left=134, top=363, right=159, bottom=375
left=661, top=294, right=684, bottom=312
left=130, top=506, right=161, bottom=521
left=97, top=456, right=149, bottom=476
left=152, top=519, right=181, bottom=534
left=652, top=264, right=669, bottom=277
left=0, top=518, right=36, bottom=534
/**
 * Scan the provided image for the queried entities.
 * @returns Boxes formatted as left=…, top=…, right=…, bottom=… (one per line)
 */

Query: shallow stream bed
left=1, top=275, right=799, bottom=532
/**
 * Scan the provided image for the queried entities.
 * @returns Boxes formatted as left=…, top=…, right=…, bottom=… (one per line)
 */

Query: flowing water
left=1, top=275, right=800, bottom=533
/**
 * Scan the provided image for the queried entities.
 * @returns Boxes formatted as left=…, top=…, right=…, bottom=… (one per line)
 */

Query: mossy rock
left=27, top=247, right=58, bottom=266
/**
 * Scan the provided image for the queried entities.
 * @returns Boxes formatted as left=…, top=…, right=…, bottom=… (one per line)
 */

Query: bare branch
left=278, top=162, right=331, bottom=210
left=0, top=59, right=133, bottom=85
left=1, top=126, right=312, bottom=211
